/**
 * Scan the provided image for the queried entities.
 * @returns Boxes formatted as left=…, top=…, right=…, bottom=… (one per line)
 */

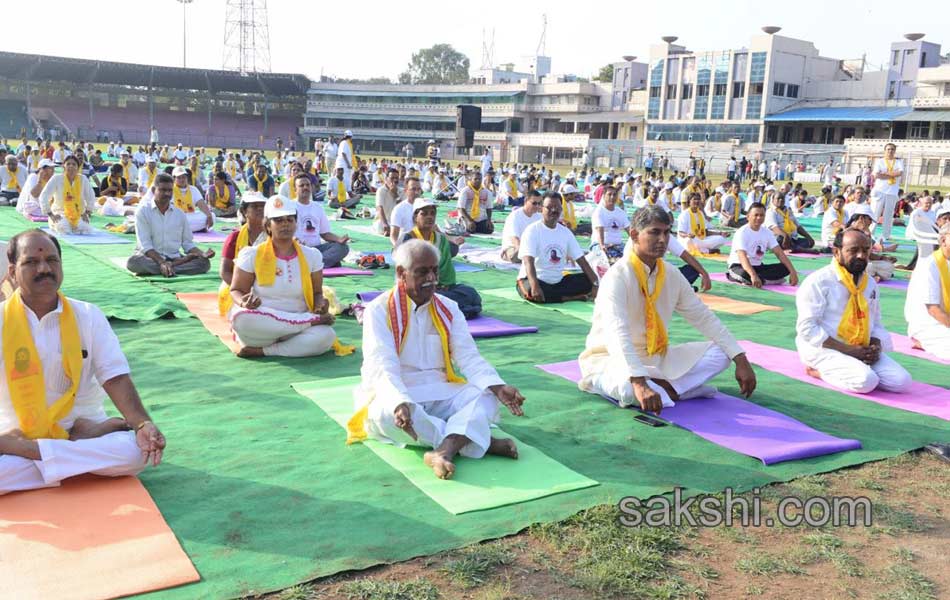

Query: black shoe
left=924, top=443, right=950, bottom=465
left=725, top=271, right=750, bottom=286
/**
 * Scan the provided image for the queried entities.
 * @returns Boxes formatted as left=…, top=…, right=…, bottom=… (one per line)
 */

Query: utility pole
left=178, top=0, right=194, bottom=68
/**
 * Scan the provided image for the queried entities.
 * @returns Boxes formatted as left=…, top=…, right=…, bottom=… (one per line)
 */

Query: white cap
left=428, top=139, right=435, bottom=143
left=120, top=149, right=131, bottom=156
left=936, top=206, right=950, bottom=219
left=412, top=198, right=437, bottom=213
left=561, top=184, right=578, bottom=195
left=343, top=130, right=353, bottom=137
left=241, top=192, right=267, bottom=204
left=264, top=195, right=297, bottom=219
left=634, top=173, right=642, bottom=179
left=764, top=184, right=775, bottom=192
left=664, top=182, right=673, bottom=190
left=851, top=204, right=874, bottom=219
left=172, top=166, right=189, bottom=177
left=753, top=181, right=765, bottom=187
left=38, top=158, right=55, bottom=169
left=146, top=155, right=157, bottom=163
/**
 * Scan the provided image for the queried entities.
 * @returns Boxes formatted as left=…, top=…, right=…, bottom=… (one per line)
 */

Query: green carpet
left=292, top=377, right=599, bottom=515
left=1, top=201, right=947, bottom=599
left=482, top=286, right=595, bottom=322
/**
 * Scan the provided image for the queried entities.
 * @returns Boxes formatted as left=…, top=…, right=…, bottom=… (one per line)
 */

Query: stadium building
left=0, top=51, right=308, bottom=149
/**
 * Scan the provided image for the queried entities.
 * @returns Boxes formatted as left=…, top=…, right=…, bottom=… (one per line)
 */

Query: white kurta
left=229, top=244, right=336, bottom=357
left=171, top=185, right=213, bottom=232
left=0, top=297, right=144, bottom=495
left=578, top=258, right=743, bottom=408
left=355, top=291, right=505, bottom=458
left=795, top=263, right=911, bottom=393
left=904, top=252, right=950, bottom=359
left=39, top=173, right=97, bottom=235
left=16, top=173, right=43, bottom=217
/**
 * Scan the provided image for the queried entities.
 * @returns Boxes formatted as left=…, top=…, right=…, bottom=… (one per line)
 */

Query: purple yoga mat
left=739, top=340, right=950, bottom=421
left=355, top=290, right=537, bottom=338
left=324, top=266, right=374, bottom=277
left=536, top=360, right=861, bottom=465
left=709, top=272, right=798, bottom=296
left=192, top=230, right=228, bottom=243
left=890, top=334, right=950, bottom=366
left=28, top=215, right=48, bottom=222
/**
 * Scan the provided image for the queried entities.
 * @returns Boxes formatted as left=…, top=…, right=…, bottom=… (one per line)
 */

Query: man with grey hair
left=578, top=205, right=757, bottom=413
left=0, top=154, right=27, bottom=205
left=349, top=239, right=526, bottom=480
left=904, top=221, right=950, bottom=359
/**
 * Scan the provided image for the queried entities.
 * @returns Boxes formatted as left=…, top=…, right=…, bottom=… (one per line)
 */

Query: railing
left=301, top=126, right=506, bottom=142
left=911, top=96, right=950, bottom=109
left=305, top=101, right=519, bottom=115
left=521, top=104, right=602, bottom=113
left=69, top=126, right=294, bottom=150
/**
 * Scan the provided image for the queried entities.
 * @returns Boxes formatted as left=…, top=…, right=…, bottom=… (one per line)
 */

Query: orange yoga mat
left=698, top=293, right=782, bottom=315
left=0, top=475, right=200, bottom=600
left=176, top=291, right=240, bottom=353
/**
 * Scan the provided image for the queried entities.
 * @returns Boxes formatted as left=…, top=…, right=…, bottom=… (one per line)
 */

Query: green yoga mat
left=291, top=376, right=599, bottom=515
left=482, top=286, right=594, bottom=323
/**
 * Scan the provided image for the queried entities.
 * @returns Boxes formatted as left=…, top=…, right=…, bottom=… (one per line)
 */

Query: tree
left=398, top=44, right=470, bottom=85
left=595, top=64, right=614, bottom=83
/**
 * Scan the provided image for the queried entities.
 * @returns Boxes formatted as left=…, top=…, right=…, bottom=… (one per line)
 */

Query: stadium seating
left=0, top=99, right=30, bottom=138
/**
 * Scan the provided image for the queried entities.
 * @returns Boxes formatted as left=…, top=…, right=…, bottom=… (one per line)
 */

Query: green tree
left=595, top=64, right=614, bottom=82
left=398, top=44, right=471, bottom=85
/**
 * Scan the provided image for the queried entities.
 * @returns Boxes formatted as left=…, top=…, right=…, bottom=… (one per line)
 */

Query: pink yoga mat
left=324, top=266, right=374, bottom=277
left=710, top=272, right=799, bottom=296
left=356, top=290, right=537, bottom=337
left=536, top=360, right=860, bottom=465
left=192, top=230, right=228, bottom=242
left=28, top=215, right=48, bottom=222
left=739, top=340, right=950, bottom=421
left=890, top=334, right=950, bottom=366
left=800, top=270, right=909, bottom=291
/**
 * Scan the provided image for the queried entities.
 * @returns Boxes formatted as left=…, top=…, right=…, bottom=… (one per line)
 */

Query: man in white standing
left=335, top=131, right=356, bottom=191
left=870, top=143, right=903, bottom=243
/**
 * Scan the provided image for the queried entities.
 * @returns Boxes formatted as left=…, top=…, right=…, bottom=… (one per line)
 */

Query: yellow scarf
left=778, top=208, right=796, bottom=235
left=190, top=167, right=198, bottom=186
left=833, top=261, right=870, bottom=346
left=226, top=160, right=237, bottom=177
left=212, top=182, right=231, bottom=210
left=714, top=196, right=722, bottom=212
left=252, top=238, right=355, bottom=356
left=121, top=161, right=131, bottom=182
left=253, top=173, right=269, bottom=194
left=506, top=179, right=519, bottom=198
left=3, top=291, right=81, bottom=440
left=468, top=182, right=482, bottom=219
left=345, top=281, right=463, bottom=444
left=145, top=166, right=157, bottom=188
left=689, top=209, right=706, bottom=239
left=5, top=166, right=20, bottom=192
left=288, top=178, right=298, bottom=200
left=335, top=179, right=346, bottom=204
left=62, top=174, right=84, bottom=227
left=885, top=158, right=896, bottom=185
left=834, top=207, right=845, bottom=235
left=628, top=252, right=668, bottom=356
left=560, top=193, right=577, bottom=229
left=411, top=226, right=435, bottom=243
left=935, top=249, right=950, bottom=314
left=217, top=225, right=256, bottom=316
left=344, top=139, right=358, bottom=170
left=173, top=185, right=195, bottom=212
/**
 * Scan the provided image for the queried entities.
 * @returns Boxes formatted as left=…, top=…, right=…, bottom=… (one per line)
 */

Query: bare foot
left=805, top=366, right=822, bottom=380
left=393, top=403, right=417, bottom=440
left=424, top=451, right=456, bottom=479
left=487, top=437, right=518, bottom=459
left=69, top=417, right=131, bottom=440
left=236, top=346, right=264, bottom=358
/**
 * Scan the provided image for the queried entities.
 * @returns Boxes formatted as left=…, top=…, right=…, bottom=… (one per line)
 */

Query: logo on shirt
left=305, top=219, right=316, bottom=232
left=754, top=244, right=765, bottom=258
left=544, top=245, right=563, bottom=264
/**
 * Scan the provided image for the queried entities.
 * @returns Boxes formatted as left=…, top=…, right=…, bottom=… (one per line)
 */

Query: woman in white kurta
left=228, top=195, right=338, bottom=358
left=579, top=206, right=755, bottom=412
left=904, top=224, right=950, bottom=359
left=39, top=155, right=96, bottom=235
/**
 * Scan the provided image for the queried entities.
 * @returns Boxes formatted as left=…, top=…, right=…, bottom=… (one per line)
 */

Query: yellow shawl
left=629, top=252, right=668, bottom=356
left=834, top=261, right=870, bottom=346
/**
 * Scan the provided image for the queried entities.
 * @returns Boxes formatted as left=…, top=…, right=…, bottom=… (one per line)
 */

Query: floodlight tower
left=223, top=0, right=272, bottom=73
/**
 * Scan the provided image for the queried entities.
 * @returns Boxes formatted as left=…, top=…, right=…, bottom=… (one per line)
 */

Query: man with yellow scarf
left=0, top=154, right=27, bottom=205
left=327, top=166, right=360, bottom=210
left=334, top=130, right=357, bottom=192
left=457, top=171, right=493, bottom=234
left=227, top=194, right=343, bottom=358
left=905, top=222, right=950, bottom=359
left=676, top=193, right=728, bottom=255
left=170, top=165, right=215, bottom=233
left=795, top=228, right=911, bottom=394
left=39, top=155, right=96, bottom=235
left=0, top=230, right=165, bottom=495
left=137, top=156, right=161, bottom=194
left=765, top=193, right=817, bottom=253
left=349, top=239, right=525, bottom=479
left=578, top=205, right=756, bottom=413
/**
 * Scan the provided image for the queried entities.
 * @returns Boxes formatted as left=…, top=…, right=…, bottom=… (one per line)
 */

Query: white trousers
left=231, top=309, right=336, bottom=357
left=50, top=217, right=94, bottom=235
left=0, top=431, right=144, bottom=496
left=366, top=386, right=500, bottom=459
left=870, top=191, right=898, bottom=241
left=803, top=347, right=912, bottom=394
left=867, top=260, right=894, bottom=281
left=916, top=242, right=936, bottom=263
left=910, top=326, right=950, bottom=360
left=185, top=211, right=213, bottom=233
left=587, top=345, right=730, bottom=408
left=690, top=235, right=727, bottom=253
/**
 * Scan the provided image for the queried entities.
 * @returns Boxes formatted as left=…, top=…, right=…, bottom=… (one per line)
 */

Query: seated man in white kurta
left=0, top=230, right=165, bottom=496
left=228, top=195, right=347, bottom=359
left=348, top=239, right=526, bottom=480
left=795, top=229, right=912, bottom=394
left=578, top=206, right=757, bottom=413
left=39, top=155, right=96, bottom=235
left=677, top=192, right=728, bottom=255
left=904, top=222, right=950, bottom=359
left=170, top=166, right=214, bottom=233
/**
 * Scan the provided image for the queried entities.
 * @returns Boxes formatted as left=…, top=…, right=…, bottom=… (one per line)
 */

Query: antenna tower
left=536, top=14, right=548, bottom=56
left=480, top=28, right=496, bottom=70
left=223, top=0, right=272, bottom=73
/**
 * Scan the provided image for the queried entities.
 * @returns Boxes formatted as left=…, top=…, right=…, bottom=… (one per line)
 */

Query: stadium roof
left=308, top=112, right=507, bottom=123
left=893, top=110, right=950, bottom=122
left=312, top=89, right=524, bottom=98
left=0, top=51, right=309, bottom=97
left=765, top=106, right=912, bottom=122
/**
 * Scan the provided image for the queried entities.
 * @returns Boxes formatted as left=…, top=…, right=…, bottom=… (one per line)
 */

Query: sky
left=7, top=1, right=949, bottom=81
